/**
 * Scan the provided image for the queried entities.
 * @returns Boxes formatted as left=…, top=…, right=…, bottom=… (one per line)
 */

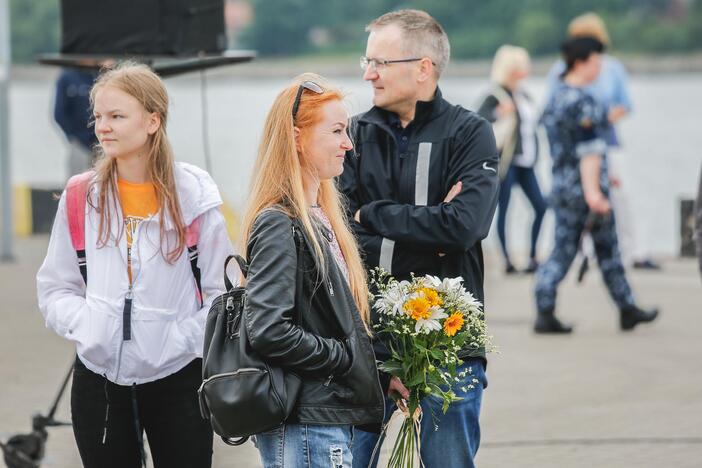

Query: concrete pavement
left=1, top=236, right=700, bottom=467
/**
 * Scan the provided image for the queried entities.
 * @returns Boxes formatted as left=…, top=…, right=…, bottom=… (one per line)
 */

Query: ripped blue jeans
left=253, top=423, right=353, bottom=468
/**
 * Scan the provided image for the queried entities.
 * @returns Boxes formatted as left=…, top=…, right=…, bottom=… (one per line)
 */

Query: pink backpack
left=65, top=171, right=203, bottom=305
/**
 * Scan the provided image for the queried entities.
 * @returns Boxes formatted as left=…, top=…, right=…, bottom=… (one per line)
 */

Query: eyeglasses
left=292, top=80, right=324, bottom=118
left=360, top=56, right=432, bottom=71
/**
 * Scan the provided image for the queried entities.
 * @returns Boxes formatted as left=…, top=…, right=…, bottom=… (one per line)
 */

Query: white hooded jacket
left=37, top=162, right=234, bottom=385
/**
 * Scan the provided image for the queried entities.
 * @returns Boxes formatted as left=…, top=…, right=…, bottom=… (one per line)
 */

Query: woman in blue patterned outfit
left=546, top=13, right=661, bottom=271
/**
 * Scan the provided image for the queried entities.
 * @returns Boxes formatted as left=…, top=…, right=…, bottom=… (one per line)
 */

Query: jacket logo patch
left=482, top=162, right=497, bottom=173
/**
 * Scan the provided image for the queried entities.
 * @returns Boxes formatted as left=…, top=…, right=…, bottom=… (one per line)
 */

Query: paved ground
left=1, top=236, right=701, bottom=467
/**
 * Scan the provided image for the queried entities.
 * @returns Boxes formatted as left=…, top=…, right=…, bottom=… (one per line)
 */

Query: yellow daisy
left=443, top=312, right=464, bottom=337
left=417, top=287, right=443, bottom=307
left=404, top=296, right=432, bottom=321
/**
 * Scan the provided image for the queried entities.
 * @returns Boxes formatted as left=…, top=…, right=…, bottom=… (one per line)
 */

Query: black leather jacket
left=244, top=209, right=384, bottom=426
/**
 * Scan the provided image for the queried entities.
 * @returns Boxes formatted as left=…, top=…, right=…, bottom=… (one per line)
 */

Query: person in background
left=38, top=63, right=232, bottom=468
left=535, top=37, right=659, bottom=334
left=54, top=68, right=99, bottom=176
left=477, top=45, right=547, bottom=274
left=546, top=12, right=661, bottom=272
left=696, top=162, right=702, bottom=280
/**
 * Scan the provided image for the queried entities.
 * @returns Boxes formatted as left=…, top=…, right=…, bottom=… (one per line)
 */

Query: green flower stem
left=388, top=416, right=417, bottom=468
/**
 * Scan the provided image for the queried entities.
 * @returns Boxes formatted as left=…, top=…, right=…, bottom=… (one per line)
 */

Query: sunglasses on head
left=292, top=80, right=324, bottom=118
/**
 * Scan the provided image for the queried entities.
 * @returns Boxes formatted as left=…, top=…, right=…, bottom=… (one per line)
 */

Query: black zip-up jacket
left=340, top=88, right=499, bottom=361
left=244, top=209, right=384, bottom=426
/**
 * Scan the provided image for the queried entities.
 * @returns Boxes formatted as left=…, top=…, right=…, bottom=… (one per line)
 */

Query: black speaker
left=60, top=0, right=226, bottom=56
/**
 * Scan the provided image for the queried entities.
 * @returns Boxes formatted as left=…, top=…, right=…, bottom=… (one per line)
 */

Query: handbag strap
left=223, top=254, right=248, bottom=291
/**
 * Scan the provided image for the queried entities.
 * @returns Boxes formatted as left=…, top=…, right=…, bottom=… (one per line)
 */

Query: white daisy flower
left=414, top=307, right=448, bottom=334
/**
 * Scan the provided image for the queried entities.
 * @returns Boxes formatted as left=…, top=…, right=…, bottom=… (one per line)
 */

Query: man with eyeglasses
left=340, top=9, right=499, bottom=468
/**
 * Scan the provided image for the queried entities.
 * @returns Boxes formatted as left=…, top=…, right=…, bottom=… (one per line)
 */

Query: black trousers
left=71, top=357, right=213, bottom=468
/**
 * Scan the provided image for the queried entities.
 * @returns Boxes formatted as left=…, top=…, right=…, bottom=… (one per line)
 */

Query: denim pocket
left=254, top=425, right=284, bottom=467
left=257, top=423, right=284, bottom=436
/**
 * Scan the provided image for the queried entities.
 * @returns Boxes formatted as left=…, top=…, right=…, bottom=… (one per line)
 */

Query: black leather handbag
left=198, top=227, right=303, bottom=445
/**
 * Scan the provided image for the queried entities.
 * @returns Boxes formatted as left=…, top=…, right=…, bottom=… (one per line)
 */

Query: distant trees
left=242, top=0, right=702, bottom=58
left=9, top=0, right=59, bottom=63
left=8, top=0, right=702, bottom=63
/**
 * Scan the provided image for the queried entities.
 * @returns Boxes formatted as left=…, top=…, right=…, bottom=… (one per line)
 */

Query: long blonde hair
left=88, top=62, right=185, bottom=263
left=490, top=45, right=530, bottom=86
left=239, top=73, right=371, bottom=326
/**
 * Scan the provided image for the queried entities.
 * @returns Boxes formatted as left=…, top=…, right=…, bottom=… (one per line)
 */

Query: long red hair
left=239, top=74, right=370, bottom=326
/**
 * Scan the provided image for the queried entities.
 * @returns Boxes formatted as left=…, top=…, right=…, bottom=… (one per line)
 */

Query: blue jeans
left=352, top=359, right=487, bottom=468
left=497, top=165, right=547, bottom=262
left=254, top=423, right=353, bottom=468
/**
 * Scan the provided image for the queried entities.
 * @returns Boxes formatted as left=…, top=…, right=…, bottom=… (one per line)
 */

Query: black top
left=477, top=85, right=539, bottom=165
left=477, top=87, right=523, bottom=157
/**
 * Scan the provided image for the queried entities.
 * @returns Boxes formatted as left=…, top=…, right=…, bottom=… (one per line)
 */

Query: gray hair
left=366, top=9, right=450, bottom=77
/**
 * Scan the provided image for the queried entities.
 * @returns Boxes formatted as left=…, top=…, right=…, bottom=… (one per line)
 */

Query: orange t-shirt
left=117, top=179, right=159, bottom=284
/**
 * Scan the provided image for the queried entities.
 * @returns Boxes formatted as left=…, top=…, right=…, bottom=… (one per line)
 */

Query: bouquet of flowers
left=370, top=269, right=493, bottom=467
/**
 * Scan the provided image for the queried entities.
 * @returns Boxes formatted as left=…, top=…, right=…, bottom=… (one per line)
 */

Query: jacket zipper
left=113, top=217, right=145, bottom=383
left=102, top=217, right=142, bottom=444
left=199, top=368, right=264, bottom=388
left=225, top=295, right=242, bottom=338
left=294, top=223, right=334, bottom=387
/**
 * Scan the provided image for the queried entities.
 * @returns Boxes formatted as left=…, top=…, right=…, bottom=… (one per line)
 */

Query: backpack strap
left=186, top=217, right=203, bottom=307
left=66, top=171, right=205, bottom=305
left=66, top=171, right=94, bottom=285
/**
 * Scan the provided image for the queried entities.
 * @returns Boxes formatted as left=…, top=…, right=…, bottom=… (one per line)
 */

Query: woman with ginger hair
left=240, top=74, right=384, bottom=467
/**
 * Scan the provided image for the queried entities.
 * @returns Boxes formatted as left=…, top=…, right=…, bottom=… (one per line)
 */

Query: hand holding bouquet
left=371, top=269, right=493, bottom=467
